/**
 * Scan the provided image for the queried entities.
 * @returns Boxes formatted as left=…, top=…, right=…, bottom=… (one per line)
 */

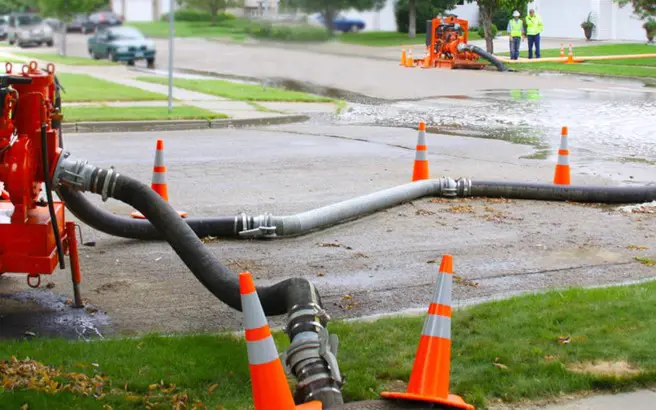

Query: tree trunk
left=408, top=0, right=416, bottom=38
left=480, top=5, right=494, bottom=54
left=211, top=8, right=218, bottom=25
left=323, top=7, right=336, bottom=36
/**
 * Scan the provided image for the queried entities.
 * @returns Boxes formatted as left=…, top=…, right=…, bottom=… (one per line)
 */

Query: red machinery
left=0, top=61, right=83, bottom=307
left=423, top=16, right=486, bottom=70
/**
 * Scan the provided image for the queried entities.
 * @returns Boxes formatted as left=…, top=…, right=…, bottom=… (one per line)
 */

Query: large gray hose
left=458, top=43, right=507, bottom=71
left=470, top=180, right=656, bottom=204
left=53, top=157, right=344, bottom=408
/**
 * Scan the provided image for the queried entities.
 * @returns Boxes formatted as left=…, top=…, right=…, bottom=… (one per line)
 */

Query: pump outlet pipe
left=458, top=43, right=507, bottom=72
left=53, top=152, right=345, bottom=408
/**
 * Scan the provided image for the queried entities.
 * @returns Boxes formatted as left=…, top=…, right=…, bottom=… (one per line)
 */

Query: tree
left=38, top=0, right=106, bottom=56
left=467, top=0, right=529, bottom=53
left=396, top=0, right=460, bottom=36
left=0, top=0, right=37, bottom=13
left=289, top=0, right=386, bottom=34
left=182, top=0, right=231, bottom=25
left=408, top=0, right=458, bottom=38
left=613, top=0, right=656, bottom=19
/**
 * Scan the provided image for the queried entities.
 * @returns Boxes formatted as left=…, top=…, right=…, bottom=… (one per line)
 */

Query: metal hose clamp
left=238, top=212, right=277, bottom=238
left=456, top=177, right=472, bottom=197
left=100, top=166, right=116, bottom=202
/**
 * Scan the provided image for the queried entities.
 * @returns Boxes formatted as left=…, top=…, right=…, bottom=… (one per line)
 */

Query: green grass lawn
left=3, top=281, right=656, bottom=409
left=137, top=76, right=335, bottom=102
left=339, top=31, right=481, bottom=47
left=505, top=44, right=656, bottom=79
left=56, top=73, right=167, bottom=102
left=11, top=52, right=117, bottom=66
left=128, top=20, right=251, bottom=39
left=62, top=106, right=227, bottom=122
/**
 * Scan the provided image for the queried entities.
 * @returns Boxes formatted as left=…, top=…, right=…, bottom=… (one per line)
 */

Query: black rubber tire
left=127, top=60, right=135, bottom=66
left=146, top=58, right=155, bottom=69
left=46, top=41, right=53, bottom=47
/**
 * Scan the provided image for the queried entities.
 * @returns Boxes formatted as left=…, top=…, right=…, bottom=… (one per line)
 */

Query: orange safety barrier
left=412, top=122, right=430, bottom=181
left=553, top=126, right=571, bottom=185
left=239, top=271, right=322, bottom=410
left=381, top=255, right=474, bottom=410
left=130, top=139, right=188, bottom=219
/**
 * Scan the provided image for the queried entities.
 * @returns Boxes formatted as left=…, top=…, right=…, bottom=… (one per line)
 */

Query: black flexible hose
left=470, top=181, right=656, bottom=204
left=41, top=123, right=65, bottom=269
left=461, top=44, right=507, bottom=71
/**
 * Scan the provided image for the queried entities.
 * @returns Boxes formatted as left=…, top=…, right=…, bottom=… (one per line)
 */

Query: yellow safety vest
left=526, top=15, right=543, bottom=35
left=509, top=19, right=523, bottom=38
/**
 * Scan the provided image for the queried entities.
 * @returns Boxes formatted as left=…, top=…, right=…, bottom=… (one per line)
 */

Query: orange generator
left=423, top=15, right=486, bottom=70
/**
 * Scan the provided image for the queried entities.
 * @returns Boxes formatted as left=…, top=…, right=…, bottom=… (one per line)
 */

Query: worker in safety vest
left=526, top=8, right=544, bottom=59
left=507, top=10, right=523, bottom=60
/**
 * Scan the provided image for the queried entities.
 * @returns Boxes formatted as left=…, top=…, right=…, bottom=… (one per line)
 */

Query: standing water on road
left=335, top=88, right=656, bottom=184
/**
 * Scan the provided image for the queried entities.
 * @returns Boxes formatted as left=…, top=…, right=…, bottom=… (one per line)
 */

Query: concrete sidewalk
left=0, top=50, right=341, bottom=121
left=508, top=389, right=656, bottom=410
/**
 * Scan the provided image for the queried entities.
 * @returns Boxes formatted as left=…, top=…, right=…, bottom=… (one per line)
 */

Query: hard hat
left=513, top=10, right=520, bottom=17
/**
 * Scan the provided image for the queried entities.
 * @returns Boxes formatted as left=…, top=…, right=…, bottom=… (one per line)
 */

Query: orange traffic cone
left=130, top=139, right=188, bottom=219
left=421, top=50, right=432, bottom=68
left=560, top=43, right=565, bottom=59
left=406, top=50, right=414, bottom=67
left=239, top=271, right=322, bottom=410
left=400, top=49, right=407, bottom=66
left=412, top=122, right=430, bottom=181
left=381, top=255, right=474, bottom=410
left=566, top=44, right=576, bottom=64
left=553, top=126, right=571, bottom=185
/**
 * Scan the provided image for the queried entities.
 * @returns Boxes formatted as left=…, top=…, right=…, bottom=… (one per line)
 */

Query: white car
left=8, top=13, right=54, bottom=48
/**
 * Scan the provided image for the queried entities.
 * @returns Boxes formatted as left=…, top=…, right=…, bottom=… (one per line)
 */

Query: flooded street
left=335, top=87, right=656, bottom=184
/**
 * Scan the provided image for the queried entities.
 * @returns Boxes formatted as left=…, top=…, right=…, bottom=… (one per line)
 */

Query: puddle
left=0, top=289, right=110, bottom=340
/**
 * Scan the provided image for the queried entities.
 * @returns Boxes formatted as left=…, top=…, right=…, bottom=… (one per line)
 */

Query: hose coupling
left=52, top=151, right=99, bottom=192
left=456, top=177, right=472, bottom=197
left=439, top=177, right=458, bottom=197
left=53, top=152, right=120, bottom=202
left=238, top=213, right=277, bottom=238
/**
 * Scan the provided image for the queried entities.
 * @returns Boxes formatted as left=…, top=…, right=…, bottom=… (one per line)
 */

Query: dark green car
left=88, top=26, right=156, bottom=68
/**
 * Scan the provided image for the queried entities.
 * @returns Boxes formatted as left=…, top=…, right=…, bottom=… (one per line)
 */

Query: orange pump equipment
left=0, top=61, right=83, bottom=307
left=423, top=16, right=487, bottom=70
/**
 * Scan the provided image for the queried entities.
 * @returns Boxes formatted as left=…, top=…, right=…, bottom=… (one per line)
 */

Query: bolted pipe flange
left=238, top=212, right=277, bottom=238
left=456, top=177, right=472, bottom=197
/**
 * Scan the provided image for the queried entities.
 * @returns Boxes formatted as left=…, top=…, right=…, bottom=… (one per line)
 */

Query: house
left=527, top=0, right=648, bottom=41
left=339, top=0, right=479, bottom=32
left=110, top=0, right=175, bottom=22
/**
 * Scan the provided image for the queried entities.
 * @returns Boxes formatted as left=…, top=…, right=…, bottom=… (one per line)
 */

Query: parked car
left=44, top=17, right=63, bottom=32
left=311, top=13, right=366, bottom=32
left=67, top=13, right=95, bottom=34
left=88, top=26, right=155, bottom=68
left=0, top=15, right=9, bottom=41
left=7, top=13, right=54, bottom=48
left=88, top=11, right=122, bottom=31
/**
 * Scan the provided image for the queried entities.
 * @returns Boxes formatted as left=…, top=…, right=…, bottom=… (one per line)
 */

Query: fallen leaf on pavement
left=46, top=283, right=55, bottom=289
left=416, top=209, right=435, bottom=216
left=627, top=244, right=648, bottom=251
left=454, top=275, right=479, bottom=288
left=317, top=242, right=341, bottom=248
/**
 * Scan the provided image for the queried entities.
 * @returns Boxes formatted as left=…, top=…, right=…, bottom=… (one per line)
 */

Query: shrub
left=477, top=23, right=498, bottom=39
left=160, top=8, right=236, bottom=23
left=245, top=22, right=332, bottom=42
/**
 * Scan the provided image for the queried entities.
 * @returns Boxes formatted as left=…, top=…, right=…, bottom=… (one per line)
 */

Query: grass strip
left=11, top=52, right=117, bottom=66
left=137, top=76, right=335, bottom=102
left=57, top=73, right=167, bottom=102
left=62, top=106, right=227, bottom=122
left=3, top=281, right=656, bottom=408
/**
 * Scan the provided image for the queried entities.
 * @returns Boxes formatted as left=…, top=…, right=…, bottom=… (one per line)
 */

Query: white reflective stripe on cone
left=559, top=136, right=568, bottom=150
left=415, top=150, right=428, bottom=161
left=430, top=273, right=452, bottom=306
left=557, top=155, right=569, bottom=166
left=154, top=150, right=165, bottom=166
left=417, top=130, right=427, bottom=145
left=421, top=314, right=452, bottom=339
left=151, top=172, right=166, bottom=184
left=247, top=337, right=279, bottom=365
left=241, top=292, right=268, bottom=330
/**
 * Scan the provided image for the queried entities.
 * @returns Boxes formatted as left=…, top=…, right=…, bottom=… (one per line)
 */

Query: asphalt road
left=1, top=124, right=653, bottom=339
left=38, top=34, right=651, bottom=100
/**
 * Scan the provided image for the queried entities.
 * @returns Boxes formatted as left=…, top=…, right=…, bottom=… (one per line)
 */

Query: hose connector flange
left=456, top=177, right=472, bottom=197
left=439, top=177, right=458, bottom=197
left=238, top=213, right=277, bottom=238
left=53, top=151, right=99, bottom=192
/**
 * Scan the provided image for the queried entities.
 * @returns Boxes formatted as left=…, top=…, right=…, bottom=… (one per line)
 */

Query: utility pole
left=168, top=0, right=174, bottom=113
left=153, top=0, right=160, bottom=21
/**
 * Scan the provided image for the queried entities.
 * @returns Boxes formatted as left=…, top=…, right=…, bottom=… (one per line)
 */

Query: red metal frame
left=0, top=61, right=83, bottom=306
left=423, top=16, right=486, bottom=70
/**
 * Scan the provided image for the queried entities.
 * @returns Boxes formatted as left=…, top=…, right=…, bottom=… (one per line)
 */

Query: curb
left=62, top=115, right=311, bottom=133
